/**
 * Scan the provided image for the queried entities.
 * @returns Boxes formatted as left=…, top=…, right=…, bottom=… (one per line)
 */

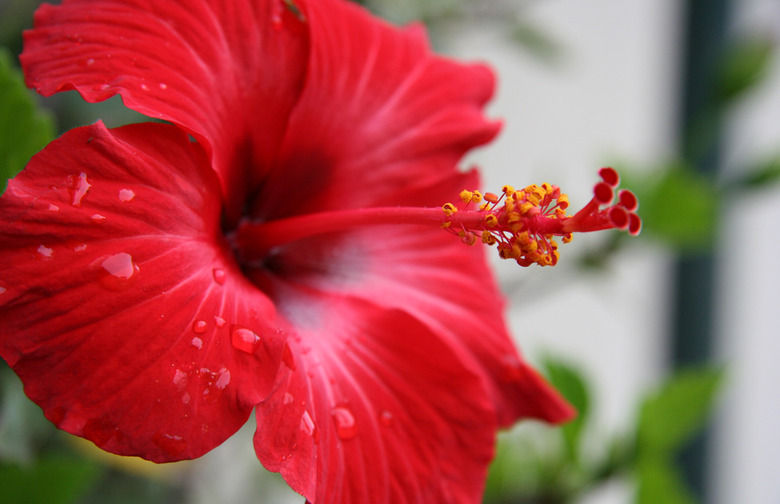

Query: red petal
left=21, top=0, right=310, bottom=217
left=250, top=168, right=573, bottom=429
left=251, top=0, right=501, bottom=220
left=0, top=122, right=285, bottom=462
left=253, top=298, right=496, bottom=504
left=355, top=227, right=574, bottom=426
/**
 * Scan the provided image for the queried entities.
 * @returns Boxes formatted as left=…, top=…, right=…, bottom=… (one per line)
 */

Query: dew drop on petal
left=215, top=368, right=230, bottom=389
left=300, top=410, right=317, bottom=439
left=191, top=337, right=203, bottom=349
left=152, top=431, right=187, bottom=457
left=91, top=214, right=106, bottom=222
left=331, top=406, right=358, bottom=440
left=118, top=188, right=135, bottom=202
left=37, top=245, right=53, bottom=259
left=173, top=369, right=188, bottom=391
left=192, top=320, right=208, bottom=334
left=182, top=392, right=190, bottom=405
left=159, top=82, right=168, bottom=90
left=99, top=253, right=139, bottom=290
left=74, top=243, right=87, bottom=252
left=214, top=316, right=226, bottom=328
left=86, top=58, right=95, bottom=66
left=140, top=83, right=150, bottom=91
left=69, top=172, right=91, bottom=206
left=212, top=268, right=226, bottom=285
left=283, top=392, right=294, bottom=405
left=379, top=410, right=394, bottom=428
left=282, top=343, right=296, bottom=370
left=231, top=326, right=260, bottom=354
left=48, top=204, right=60, bottom=212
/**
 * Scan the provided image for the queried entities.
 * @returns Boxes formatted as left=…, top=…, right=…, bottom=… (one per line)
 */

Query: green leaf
left=630, top=165, right=720, bottom=251
left=635, top=456, right=696, bottom=504
left=0, top=454, right=102, bottom=504
left=717, top=36, right=775, bottom=105
left=543, top=357, right=591, bottom=462
left=734, top=153, right=780, bottom=190
left=637, top=366, right=725, bottom=455
left=0, top=47, right=55, bottom=186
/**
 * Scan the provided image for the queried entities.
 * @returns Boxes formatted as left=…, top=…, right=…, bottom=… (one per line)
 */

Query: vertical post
left=673, top=0, right=730, bottom=501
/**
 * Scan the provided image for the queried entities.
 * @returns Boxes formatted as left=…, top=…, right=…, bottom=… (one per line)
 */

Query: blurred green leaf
left=0, top=365, right=56, bottom=464
left=630, top=165, right=720, bottom=251
left=0, top=47, right=55, bottom=187
left=543, top=357, right=591, bottom=462
left=734, top=153, right=780, bottom=189
left=637, top=367, right=724, bottom=455
left=511, top=20, right=564, bottom=63
left=0, top=454, right=102, bottom=504
left=636, top=456, right=696, bottom=504
left=717, top=36, right=775, bottom=105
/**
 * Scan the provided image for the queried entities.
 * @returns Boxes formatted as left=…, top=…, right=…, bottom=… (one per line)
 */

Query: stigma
left=442, top=167, right=641, bottom=267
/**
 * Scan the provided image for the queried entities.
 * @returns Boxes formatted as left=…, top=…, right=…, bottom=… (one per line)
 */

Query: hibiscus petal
left=0, top=122, right=285, bottom=462
left=253, top=297, right=496, bottom=504
left=251, top=0, right=502, bottom=220
left=251, top=166, right=573, bottom=428
left=21, top=0, right=310, bottom=216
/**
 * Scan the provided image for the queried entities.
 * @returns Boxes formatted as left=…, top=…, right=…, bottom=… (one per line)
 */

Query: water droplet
left=282, top=343, right=296, bottom=370
left=118, top=188, right=135, bottom=202
left=48, top=204, right=60, bottom=211
left=215, top=368, right=230, bottom=389
left=140, top=83, right=150, bottom=91
left=82, top=416, right=121, bottom=446
left=231, top=326, right=260, bottom=354
left=159, top=82, right=168, bottom=90
left=212, top=268, right=226, bottom=285
left=300, top=410, right=317, bottom=439
left=199, top=367, right=230, bottom=403
left=37, top=244, right=53, bottom=259
left=74, top=243, right=87, bottom=252
left=192, top=320, right=208, bottom=333
left=69, top=172, right=91, bottom=206
left=283, top=392, right=294, bottom=405
left=173, top=369, right=188, bottom=391
left=86, top=58, right=95, bottom=66
left=182, top=392, right=190, bottom=405
left=152, top=431, right=187, bottom=457
left=91, top=213, right=106, bottom=222
left=191, top=337, right=203, bottom=349
left=99, top=252, right=139, bottom=290
left=331, top=406, right=357, bottom=440
left=379, top=410, right=394, bottom=428
left=214, top=316, right=226, bottom=328
left=99, top=83, right=110, bottom=91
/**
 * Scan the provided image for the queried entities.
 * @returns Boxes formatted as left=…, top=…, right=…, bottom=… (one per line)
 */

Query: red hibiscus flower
left=0, top=0, right=639, bottom=503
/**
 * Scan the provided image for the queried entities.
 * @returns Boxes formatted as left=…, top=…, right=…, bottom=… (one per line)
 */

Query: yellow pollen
left=484, top=214, right=498, bottom=227
left=442, top=202, right=457, bottom=216
left=459, top=190, right=473, bottom=203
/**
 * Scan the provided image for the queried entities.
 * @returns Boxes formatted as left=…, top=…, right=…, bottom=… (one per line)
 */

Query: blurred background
left=1, top=0, right=779, bottom=503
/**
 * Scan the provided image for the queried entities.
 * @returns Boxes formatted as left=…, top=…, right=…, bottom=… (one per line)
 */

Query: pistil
left=232, top=167, right=640, bottom=267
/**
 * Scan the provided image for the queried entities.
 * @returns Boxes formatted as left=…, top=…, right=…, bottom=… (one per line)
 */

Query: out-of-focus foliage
left=0, top=47, right=55, bottom=185
left=484, top=359, right=724, bottom=504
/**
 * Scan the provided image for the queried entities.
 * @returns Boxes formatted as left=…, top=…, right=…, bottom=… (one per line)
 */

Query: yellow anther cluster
left=459, top=190, right=482, bottom=204
left=441, top=183, right=573, bottom=267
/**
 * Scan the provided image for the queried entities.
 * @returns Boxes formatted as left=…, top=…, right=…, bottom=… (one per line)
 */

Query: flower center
left=231, top=167, right=640, bottom=268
